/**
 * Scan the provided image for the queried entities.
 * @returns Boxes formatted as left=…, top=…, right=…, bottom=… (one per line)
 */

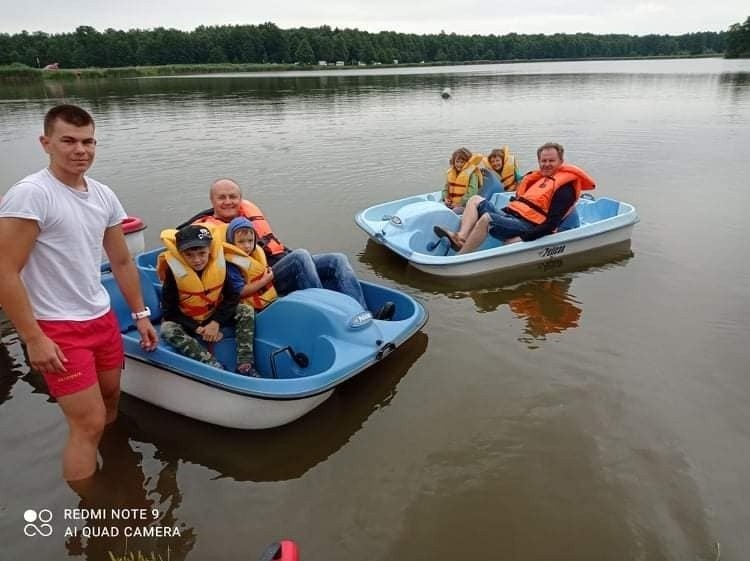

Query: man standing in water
left=0, top=104, right=158, bottom=482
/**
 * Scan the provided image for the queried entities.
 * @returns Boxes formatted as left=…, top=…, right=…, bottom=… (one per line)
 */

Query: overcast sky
left=1, top=0, right=746, bottom=36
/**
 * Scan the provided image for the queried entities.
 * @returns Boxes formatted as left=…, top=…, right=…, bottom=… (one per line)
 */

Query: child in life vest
left=158, top=224, right=258, bottom=376
left=442, top=147, right=484, bottom=212
left=224, top=217, right=279, bottom=311
left=487, top=147, right=522, bottom=192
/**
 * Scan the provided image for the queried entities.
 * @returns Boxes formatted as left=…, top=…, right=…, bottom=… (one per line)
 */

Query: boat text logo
left=538, top=245, right=566, bottom=258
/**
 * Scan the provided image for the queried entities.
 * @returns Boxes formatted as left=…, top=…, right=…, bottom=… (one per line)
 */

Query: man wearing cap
left=157, top=224, right=256, bottom=376
left=0, top=104, right=158, bottom=482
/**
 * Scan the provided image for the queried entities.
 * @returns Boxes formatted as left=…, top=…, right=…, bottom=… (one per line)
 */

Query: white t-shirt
left=0, top=168, right=127, bottom=320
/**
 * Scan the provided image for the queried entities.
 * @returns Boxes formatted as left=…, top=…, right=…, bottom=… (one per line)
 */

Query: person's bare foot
left=433, top=226, right=464, bottom=251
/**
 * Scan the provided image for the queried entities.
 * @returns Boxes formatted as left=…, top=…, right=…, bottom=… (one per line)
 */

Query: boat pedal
left=269, top=346, right=309, bottom=378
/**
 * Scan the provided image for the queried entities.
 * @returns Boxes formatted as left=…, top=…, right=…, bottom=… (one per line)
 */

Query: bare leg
left=458, top=213, right=491, bottom=254
left=57, top=384, right=107, bottom=481
left=456, top=196, right=484, bottom=241
left=98, top=367, right=121, bottom=425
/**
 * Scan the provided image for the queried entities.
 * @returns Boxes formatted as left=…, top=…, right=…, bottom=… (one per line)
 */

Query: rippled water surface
left=1, top=58, right=749, bottom=560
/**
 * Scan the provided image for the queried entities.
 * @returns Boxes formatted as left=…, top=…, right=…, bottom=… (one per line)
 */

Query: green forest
left=726, top=16, right=750, bottom=57
left=0, top=16, right=747, bottom=73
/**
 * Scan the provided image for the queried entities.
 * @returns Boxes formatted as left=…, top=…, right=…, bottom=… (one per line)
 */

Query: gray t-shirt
left=0, top=168, right=127, bottom=320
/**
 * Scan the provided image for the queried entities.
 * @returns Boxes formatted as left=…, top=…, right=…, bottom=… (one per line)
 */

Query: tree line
left=725, top=16, right=750, bottom=57
left=0, top=22, right=736, bottom=70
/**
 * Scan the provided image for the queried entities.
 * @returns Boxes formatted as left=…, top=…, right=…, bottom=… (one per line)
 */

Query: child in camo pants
left=159, top=225, right=258, bottom=376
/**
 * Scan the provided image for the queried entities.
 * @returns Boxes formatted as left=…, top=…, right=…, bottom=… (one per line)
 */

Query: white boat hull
left=355, top=191, right=639, bottom=279
left=409, top=223, right=636, bottom=278
left=121, top=358, right=333, bottom=430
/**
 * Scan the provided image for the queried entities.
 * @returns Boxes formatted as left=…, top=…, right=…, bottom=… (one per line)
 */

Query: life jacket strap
left=258, top=233, right=285, bottom=253
left=514, top=196, right=549, bottom=218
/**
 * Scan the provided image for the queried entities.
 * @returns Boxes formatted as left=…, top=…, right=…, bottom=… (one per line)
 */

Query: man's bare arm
left=0, top=217, right=68, bottom=372
left=103, top=224, right=158, bottom=351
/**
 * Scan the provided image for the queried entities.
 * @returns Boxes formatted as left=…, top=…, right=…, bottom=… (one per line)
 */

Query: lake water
left=1, top=57, right=749, bottom=561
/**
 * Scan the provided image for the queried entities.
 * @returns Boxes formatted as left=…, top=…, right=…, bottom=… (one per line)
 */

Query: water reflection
left=359, top=238, right=634, bottom=292
left=0, top=331, right=20, bottom=406
left=0, top=325, right=196, bottom=560
left=719, top=71, right=750, bottom=105
left=119, top=331, right=428, bottom=482
left=3, top=68, right=735, bottom=107
left=0, top=316, right=36, bottom=407
left=473, top=277, right=581, bottom=343
left=65, top=417, right=196, bottom=561
left=360, top=242, right=633, bottom=348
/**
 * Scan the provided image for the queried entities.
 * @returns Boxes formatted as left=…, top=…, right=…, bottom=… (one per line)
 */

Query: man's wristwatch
left=131, top=307, right=151, bottom=320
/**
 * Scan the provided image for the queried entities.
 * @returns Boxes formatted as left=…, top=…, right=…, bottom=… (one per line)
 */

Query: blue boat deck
left=101, top=249, right=427, bottom=399
left=355, top=191, right=638, bottom=266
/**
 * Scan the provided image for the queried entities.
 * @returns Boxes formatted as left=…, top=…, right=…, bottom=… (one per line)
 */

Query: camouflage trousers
left=160, top=304, right=255, bottom=369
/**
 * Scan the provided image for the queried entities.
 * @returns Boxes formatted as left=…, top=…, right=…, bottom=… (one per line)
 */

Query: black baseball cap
left=176, top=225, right=213, bottom=251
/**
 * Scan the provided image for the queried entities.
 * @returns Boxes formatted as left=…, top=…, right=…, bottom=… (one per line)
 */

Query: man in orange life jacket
left=186, top=178, right=396, bottom=320
left=434, top=143, right=595, bottom=254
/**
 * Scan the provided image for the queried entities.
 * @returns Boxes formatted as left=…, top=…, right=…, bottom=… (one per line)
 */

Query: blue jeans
left=271, top=249, right=367, bottom=308
left=477, top=200, right=536, bottom=240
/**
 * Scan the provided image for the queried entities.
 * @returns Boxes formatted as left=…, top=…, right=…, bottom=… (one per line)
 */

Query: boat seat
left=487, top=191, right=513, bottom=208
left=478, top=168, right=503, bottom=200
left=577, top=198, right=620, bottom=223
left=558, top=208, right=581, bottom=231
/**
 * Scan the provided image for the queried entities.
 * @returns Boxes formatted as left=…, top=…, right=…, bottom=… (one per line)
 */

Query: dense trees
left=726, top=17, right=750, bottom=58
left=0, top=22, right=733, bottom=69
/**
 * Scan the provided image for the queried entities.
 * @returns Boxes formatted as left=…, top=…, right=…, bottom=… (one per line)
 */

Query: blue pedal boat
left=355, top=190, right=639, bottom=278
left=102, top=248, right=427, bottom=429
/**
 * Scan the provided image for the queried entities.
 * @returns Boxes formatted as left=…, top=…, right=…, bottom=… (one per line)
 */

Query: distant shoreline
left=0, top=53, right=722, bottom=83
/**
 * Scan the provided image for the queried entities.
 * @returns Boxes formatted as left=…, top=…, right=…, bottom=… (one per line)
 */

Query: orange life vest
left=195, top=200, right=287, bottom=259
left=226, top=241, right=278, bottom=311
left=507, top=164, right=595, bottom=225
left=492, top=146, right=519, bottom=191
left=445, top=153, right=485, bottom=206
left=509, top=281, right=581, bottom=337
left=200, top=221, right=278, bottom=311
